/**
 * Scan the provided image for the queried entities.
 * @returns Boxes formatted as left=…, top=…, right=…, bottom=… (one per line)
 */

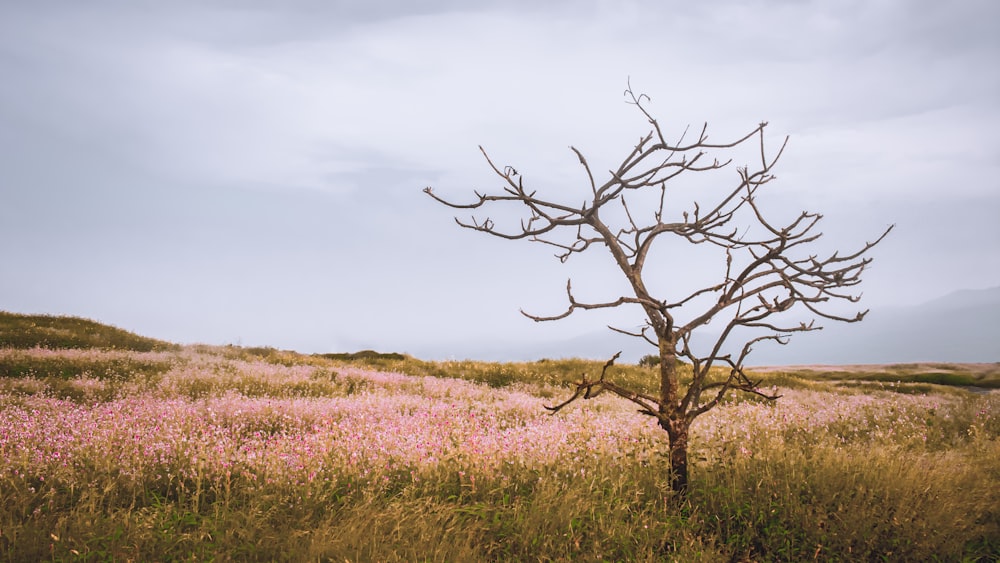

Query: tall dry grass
left=0, top=346, right=997, bottom=561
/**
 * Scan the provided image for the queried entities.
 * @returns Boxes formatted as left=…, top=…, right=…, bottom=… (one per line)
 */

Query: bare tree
left=424, top=85, right=892, bottom=495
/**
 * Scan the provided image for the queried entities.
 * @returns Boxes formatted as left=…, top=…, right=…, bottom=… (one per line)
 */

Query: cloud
left=1, top=0, right=997, bottom=358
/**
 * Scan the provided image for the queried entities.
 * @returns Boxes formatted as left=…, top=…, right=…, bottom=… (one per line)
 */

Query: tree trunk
left=658, top=338, right=678, bottom=405
left=663, top=419, right=690, bottom=495
left=656, top=339, right=689, bottom=495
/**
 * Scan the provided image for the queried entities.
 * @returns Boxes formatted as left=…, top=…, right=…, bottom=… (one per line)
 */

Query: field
left=0, top=313, right=998, bottom=561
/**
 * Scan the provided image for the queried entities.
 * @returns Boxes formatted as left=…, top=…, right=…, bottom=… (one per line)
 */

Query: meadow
left=0, top=313, right=998, bottom=561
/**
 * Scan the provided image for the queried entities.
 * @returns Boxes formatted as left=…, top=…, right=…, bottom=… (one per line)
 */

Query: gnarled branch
left=425, top=83, right=891, bottom=496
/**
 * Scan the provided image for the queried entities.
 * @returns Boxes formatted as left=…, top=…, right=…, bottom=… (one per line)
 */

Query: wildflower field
left=0, top=316, right=998, bottom=561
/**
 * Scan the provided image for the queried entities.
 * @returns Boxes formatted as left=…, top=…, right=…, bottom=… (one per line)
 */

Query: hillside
left=0, top=311, right=179, bottom=351
left=0, top=325, right=997, bottom=561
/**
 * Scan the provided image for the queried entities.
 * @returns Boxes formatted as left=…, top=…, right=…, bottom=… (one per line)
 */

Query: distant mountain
left=434, top=287, right=1000, bottom=365
left=755, top=286, right=999, bottom=365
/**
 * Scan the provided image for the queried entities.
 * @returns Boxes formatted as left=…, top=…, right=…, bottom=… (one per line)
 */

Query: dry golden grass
left=1, top=342, right=997, bottom=561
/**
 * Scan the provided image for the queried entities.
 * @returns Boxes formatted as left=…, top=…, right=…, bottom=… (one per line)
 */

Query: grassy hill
left=0, top=311, right=178, bottom=351
left=2, top=311, right=997, bottom=390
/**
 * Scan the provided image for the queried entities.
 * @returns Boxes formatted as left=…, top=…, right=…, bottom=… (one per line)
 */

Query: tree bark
left=658, top=338, right=678, bottom=408
left=664, top=418, right=690, bottom=495
left=657, top=339, right=690, bottom=494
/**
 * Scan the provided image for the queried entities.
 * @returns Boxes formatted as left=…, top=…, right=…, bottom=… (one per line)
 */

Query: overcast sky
left=2, top=0, right=998, bottom=360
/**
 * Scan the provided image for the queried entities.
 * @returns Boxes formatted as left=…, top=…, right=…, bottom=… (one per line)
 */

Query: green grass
left=749, top=363, right=1000, bottom=392
left=316, top=353, right=729, bottom=397
left=0, top=352, right=173, bottom=381
left=0, top=311, right=178, bottom=351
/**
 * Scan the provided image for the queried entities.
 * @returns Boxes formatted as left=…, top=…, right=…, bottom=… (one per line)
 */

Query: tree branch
left=426, top=83, right=892, bottom=489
